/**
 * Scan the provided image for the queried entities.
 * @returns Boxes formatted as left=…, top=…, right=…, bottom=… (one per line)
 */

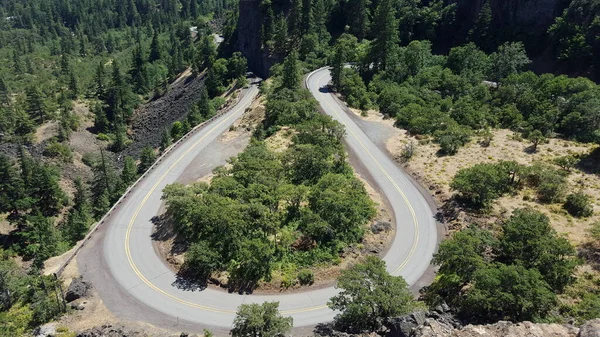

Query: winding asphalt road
left=94, top=68, right=437, bottom=329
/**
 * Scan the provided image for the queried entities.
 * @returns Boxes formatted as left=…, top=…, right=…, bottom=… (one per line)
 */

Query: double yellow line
left=122, top=69, right=421, bottom=317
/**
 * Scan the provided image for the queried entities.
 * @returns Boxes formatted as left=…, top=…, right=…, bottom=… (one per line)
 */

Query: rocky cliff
left=447, top=0, right=569, bottom=31
left=236, top=0, right=272, bottom=78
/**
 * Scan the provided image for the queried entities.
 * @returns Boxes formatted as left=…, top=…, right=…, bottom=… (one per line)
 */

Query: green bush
left=96, top=133, right=110, bottom=141
left=434, top=124, right=472, bottom=155
left=564, top=192, right=593, bottom=217
left=523, top=164, right=567, bottom=203
left=43, top=141, right=73, bottom=162
left=297, top=269, right=315, bottom=285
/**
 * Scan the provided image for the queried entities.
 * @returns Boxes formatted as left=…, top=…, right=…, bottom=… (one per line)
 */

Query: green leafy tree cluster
left=329, top=257, right=415, bottom=332
left=451, top=161, right=569, bottom=209
left=164, top=81, right=375, bottom=289
left=231, top=302, right=293, bottom=337
left=425, top=208, right=577, bottom=323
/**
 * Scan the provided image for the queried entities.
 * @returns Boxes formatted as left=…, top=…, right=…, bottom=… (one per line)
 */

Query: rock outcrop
left=65, top=276, right=91, bottom=302
left=76, top=325, right=149, bottom=337
left=447, top=0, right=568, bottom=32
left=235, top=0, right=272, bottom=78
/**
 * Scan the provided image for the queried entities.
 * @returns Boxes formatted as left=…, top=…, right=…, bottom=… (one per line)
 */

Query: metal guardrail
left=54, top=85, right=251, bottom=277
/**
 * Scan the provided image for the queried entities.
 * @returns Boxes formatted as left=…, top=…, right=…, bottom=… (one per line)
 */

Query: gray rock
left=579, top=319, right=600, bottom=337
left=385, top=311, right=428, bottom=337
left=66, top=277, right=91, bottom=302
left=34, top=323, right=57, bottom=337
left=77, top=324, right=148, bottom=337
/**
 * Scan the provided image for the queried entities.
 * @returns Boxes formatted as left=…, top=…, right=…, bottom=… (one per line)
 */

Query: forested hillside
left=0, top=0, right=248, bottom=334
left=1, top=0, right=600, bottom=334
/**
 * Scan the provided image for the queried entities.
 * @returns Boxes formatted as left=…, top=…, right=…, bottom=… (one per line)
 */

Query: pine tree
left=138, top=146, right=156, bottom=173
left=12, top=51, right=21, bottom=73
left=199, top=35, right=217, bottom=69
left=58, top=92, right=75, bottom=141
left=468, top=0, right=493, bottom=52
left=112, top=121, right=127, bottom=151
left=273, top=15, right=289, bottom=57
left=0, top=154, right=25, bottom=215
left=331, top=44, right=345, bottom=89
left=0, top=77, right=9, bottom=105
left=312, top=0, right=328, bottom=40
left=288, top=0, right=303, bottom=42
left=347, top=0, right=370, bottom=40
left=160, top=128, right=172, bottom=152
left=190, top=0, right=199, bottom=18
left=95, top=61, right=106, bottom=98
left=369, top=0, right=399, bottom=71
left=60, top=54, right=70, bottom=75
left=120, top=156, right=138, bottom=186
left=261, top=4, right=275, bottom=46
left=187, top=105, right=203, bottom=127
left=130, top=46, right=149, bottom=93
left=28, top=161, right=66, bottom=216
left=68, top=71, right=79, bottom=99
left=25, top=85, right=47, bottom=122
left=301, top=0, right=314, bottom=35
left=198, top=86, right=211, bottom=118
left=92, top=150, right=118, bottom=217
left=63, top=177, right=92, bottom=243
left=282, top=50, right=300, bottom=90
left=149, top=29, right=162, bottom=63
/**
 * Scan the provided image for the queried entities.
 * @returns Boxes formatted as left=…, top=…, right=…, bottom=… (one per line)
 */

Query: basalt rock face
left=447, top=0, right=568, bottom=31
left=236, top=0, right=272, bottom=78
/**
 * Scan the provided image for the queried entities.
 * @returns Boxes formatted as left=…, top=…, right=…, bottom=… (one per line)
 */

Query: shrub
left=43, top=141, right=73, bottom=162
left=96, top=133, right=110, bottom=141
left=297, top=269, right=315, bottom=285
left=434, top=124, right=472, bottom=155
left=451, top=161, right=521, bottom=208
left=564, top=192, right=593, bottom=217
left=523, top=164, right=567, bottom=203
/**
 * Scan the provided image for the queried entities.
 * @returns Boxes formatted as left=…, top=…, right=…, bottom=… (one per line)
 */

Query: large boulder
left=385, top=312, right=428, bottom=337
left=579, top=319, right=600, bottom=337
left=34, top=323, right=57, bottom=337
left=65, top=277, right=91, bottom=302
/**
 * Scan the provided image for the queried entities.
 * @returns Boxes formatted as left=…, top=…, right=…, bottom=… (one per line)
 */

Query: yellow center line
left=123, top=88, right=327, bottom=315
left=312, top=72, right=420, bottom=275
left=122, top=68, right=422, bottom=318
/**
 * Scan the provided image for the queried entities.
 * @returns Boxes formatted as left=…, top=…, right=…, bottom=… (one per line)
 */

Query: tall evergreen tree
left=130, top=46, right=149, bottom=93
left=25, top=85, right=47, bottom=122
left=0, top=155, right=24, bottom=215
left=0, top=77, right=9, bottom=105
left=273, top=15, right=289, bottom=57
left=468, top=0, right=493, bottom=52
left=301, top=0, right=314, bottom=35
left=289, top=0, right=303, bottom=41
left=149, top=29, right=162, bottom=62
left=63, top=177, right=92, bottom=243
left=346, top=0, right=370, bottom=40
left=120, top=156, right=138, bottom=186
left=369, top=0, right=399, bottom=71
left=282, top=50, right=300, bottom=90
left=95, top=61, right=106, bottom=98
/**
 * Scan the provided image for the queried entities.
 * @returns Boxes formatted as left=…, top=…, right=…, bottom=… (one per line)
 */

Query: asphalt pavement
left=85, top=68, right=438, bottom=330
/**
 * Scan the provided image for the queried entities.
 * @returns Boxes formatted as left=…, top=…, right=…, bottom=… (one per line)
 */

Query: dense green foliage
left=425, top=208, right=577, bottom=322
left=330, top=39, right=600, bottom=155
left=164, top=71, right=376, bottom=289
left=328, top=256, right=415, bottom=333
left=0, top=251, right=65, bottom=336
left=451, top=161, right=571, bottom=209
left=231, top=302, right=293, bottom=337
